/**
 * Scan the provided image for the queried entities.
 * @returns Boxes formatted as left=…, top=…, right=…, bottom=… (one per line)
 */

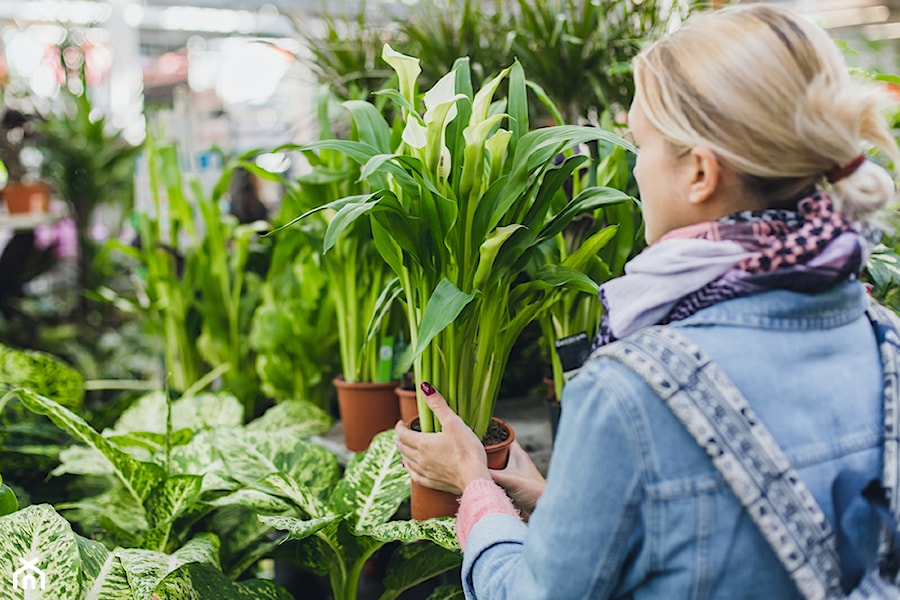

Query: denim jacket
left=463, top=281, right=883, bottom=599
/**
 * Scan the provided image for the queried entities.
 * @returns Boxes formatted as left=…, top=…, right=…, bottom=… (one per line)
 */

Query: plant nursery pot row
left=409, top=416, right=516, bottom=520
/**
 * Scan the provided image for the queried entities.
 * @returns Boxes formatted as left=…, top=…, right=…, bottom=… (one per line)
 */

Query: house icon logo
left=12, top=557, right=46, bottom=591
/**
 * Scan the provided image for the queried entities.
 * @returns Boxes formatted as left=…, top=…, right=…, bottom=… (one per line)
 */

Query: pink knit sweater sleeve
left=456, top=478, right=520, bottom=549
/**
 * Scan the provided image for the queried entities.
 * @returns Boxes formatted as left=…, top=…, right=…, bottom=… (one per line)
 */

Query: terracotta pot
left=3, top=181, right=50, bottom=214
left=333, top=377, right=401, bottom=452
left=395, top=386, right=418, bottom=424
left=409, top=417, right=516, bottom=520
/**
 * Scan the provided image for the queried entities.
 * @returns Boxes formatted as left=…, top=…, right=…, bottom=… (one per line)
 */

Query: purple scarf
left=593, top=193, right=866, bottom=349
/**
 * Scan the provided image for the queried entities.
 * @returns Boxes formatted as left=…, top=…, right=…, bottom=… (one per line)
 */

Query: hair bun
left=831, top=159, right=896, bottom=221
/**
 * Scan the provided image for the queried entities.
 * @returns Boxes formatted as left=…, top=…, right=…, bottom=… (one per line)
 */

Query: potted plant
left=298, top=45, right=633, bottom=517
left=267, top=95, right=406, bottom=452
left=0, top=108, right=50, bottom=214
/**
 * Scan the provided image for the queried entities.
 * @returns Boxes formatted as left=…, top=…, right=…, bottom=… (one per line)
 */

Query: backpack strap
left=864, top=303, right=900, bottom=577
left=593, top=326, right=845, bottom=599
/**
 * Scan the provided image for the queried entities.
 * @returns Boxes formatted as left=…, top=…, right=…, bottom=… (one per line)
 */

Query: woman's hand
left=394, top=383, right=492, bottom=495
left=489, top=441, right=546, bottom=518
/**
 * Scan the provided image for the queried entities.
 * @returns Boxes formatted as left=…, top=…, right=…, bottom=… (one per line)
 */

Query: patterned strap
left=865, top=303, right=900, bottom=576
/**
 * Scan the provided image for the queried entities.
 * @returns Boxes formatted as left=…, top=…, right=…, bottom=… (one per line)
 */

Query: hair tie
left=825, top=153, right=867, bottom=184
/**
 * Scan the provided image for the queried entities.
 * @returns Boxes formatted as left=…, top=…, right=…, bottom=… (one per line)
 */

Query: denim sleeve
left=462, top=360, right=646, bottom=599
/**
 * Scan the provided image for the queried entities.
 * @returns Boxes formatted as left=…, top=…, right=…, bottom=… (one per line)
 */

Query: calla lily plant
left=295, top=45, right=635, bottom=438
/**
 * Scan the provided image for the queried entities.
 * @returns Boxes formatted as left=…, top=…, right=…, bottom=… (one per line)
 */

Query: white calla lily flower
left=382, top=44, right=421, bottom=107
left=424, top=72, right=461, bottom=125
left=401, top=116, right=428, bottom=150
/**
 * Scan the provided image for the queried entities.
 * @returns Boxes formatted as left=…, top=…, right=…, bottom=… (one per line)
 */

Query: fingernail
left=420, top=382, right=436, bottom=396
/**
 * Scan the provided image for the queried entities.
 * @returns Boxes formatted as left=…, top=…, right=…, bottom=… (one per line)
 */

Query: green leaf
left=76, top=534, right=110, bottom=593
left=86, top=534, right=222, bottom=599
left=406, top=279, right=476, bottom=367
left=215, top=429, right=340, bottom=503
left=560, top=225, right=619, bottom=272
left=0, top=343, right=84, bottom=409
left=380, top=543, right=462, bottom=600
left=245, top=400, right=333, bottom=438
left=537, top=187, right=633, bottom=244
left=203, top=488, right=292, bottom=514
left=343, top=100, right=392, bottom=153
left=534, top=265, right=600, bottom=295
left=364, top=517, right=459, bottom=550
left=256, top=471, right=334, bottom=519
left=259, top=513, right=340, bottom=544
left=0, top=505, right=81, bottom=600
left=52, top=445, right=115, bottom=477
left=473, top=225, right=525, bottom=289
left=144, top=475, right=205, bottom=551
left=330, top=430, right=410, bottom=530
left=12, top=389, right=165, bottom=503
left=153, top=562, right=293, bottom=599
left=113, top=391, right=244, bottom=434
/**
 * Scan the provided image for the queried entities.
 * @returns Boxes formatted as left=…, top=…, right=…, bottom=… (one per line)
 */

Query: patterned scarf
left=593, top=193, right=867, bottom=350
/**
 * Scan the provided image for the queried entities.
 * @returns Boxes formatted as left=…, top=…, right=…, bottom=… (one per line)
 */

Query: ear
left=685, top=146, right=721, bottom=205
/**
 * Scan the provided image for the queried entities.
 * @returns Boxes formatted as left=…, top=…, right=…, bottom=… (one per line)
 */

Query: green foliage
left=106, top=140, right=270, bottom=416
left=289, top=0, right=397, bottom=103
left=260, top=430, right=461, bottom=600
left=4, top=368, right=332, bottom=578
left=262, top=93, right=403, bottom=384
left=539, top=132, right=644, bottom=399
left=298, top=47, right=636, bottom=436
left=249, top=196, right=340, bottom=408
left=0, top=504, right=288, bottom=598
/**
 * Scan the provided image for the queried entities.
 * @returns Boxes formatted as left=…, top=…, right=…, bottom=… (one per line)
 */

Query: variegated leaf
left=52, top=445, right=114, bottom=477
left=94, top=533, right=221, bottom=600
left=114, top=391, right=243, bottom=434
left=256, top=472, right=332, bottom=519
left=330, top=430, right=409, bottom=530
left=76, top=534, right=110, bottom=592
left=143, top=475, right=205, bottom=551
left=364, top=517, right=459, bottom=550
left=215, top=429, right=338, bottom=503
left=169, top=430, right=234, bottom=493
left=0, top=504, right=80, bottom=600
left=151, top=562, right=292, bottom=599
left=204, top=488, right=292, bottom=514
left=381, top=543, right=462, bottom=600
left=15, top=388, right=165, bottom=503
left=426, top=584, right=465, bottom=600
left=259, top=513, right=340, bottom=544
left=0, top=343, right=84, bottom=409
left=58, top=486, right=148, bottom=546
left=245, top=400, right=332, bottom=437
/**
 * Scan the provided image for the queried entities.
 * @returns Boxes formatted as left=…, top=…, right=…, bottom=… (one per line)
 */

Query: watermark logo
left=12, top=558, right=45, bottom=591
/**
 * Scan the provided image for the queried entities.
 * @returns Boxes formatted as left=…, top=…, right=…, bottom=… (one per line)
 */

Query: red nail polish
left=420, top=381, right=436, bottom=396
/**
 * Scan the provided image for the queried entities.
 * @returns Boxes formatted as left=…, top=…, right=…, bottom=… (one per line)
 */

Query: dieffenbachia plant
left=1, top=382, right=333, bottom=579
left=291, top=45, right=635, bottom=437
left=257, top=430, right=460, bottom=600
left=0, top=504, right=291, bottom=598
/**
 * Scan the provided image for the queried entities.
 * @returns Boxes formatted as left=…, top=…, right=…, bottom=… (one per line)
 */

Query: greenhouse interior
left=1, top=0, right=900, bottom=598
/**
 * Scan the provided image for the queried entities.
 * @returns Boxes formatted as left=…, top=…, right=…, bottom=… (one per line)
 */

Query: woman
left=395, top=4, right=900, bottom=599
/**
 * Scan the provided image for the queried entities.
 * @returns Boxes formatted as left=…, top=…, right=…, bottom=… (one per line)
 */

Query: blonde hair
left=633, top=3, right=899, bottom=222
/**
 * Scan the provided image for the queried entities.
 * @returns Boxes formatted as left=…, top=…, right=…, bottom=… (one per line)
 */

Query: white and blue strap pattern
left=592, top=303, right=900, bottom=600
